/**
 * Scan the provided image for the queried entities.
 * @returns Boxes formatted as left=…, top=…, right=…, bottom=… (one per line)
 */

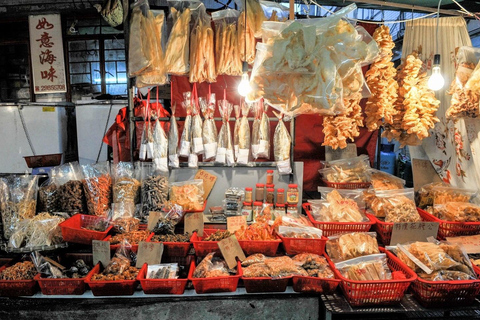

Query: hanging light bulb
left=238, top=62, right=251, bottom=97
left=428, top=54, right=445, bottom=91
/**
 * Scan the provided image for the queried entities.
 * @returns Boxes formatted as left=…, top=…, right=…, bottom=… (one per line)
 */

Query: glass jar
left=241, top=202, right=253, bottom=222
left=244, top=187, right=253, bottom=203
left=276, top=188, right=285, bottom=204
left=266, top=188, right=275, bottom=204
left=253, top=201, right=263, bottom=221
left=255, top=183, right=265, bottom=202
left=274, top=203, right=286, bottom=218
left=287, top=184, right=299, bottom=205
left=286, top=204, right=298, bottom=217
left=266, top=170, right=274, bottom=185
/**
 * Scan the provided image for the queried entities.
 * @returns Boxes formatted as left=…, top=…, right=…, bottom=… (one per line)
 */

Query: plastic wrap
left=234, top=0, right=266, bottom=38
left=216, top=99, right=234, bottom=165
left=273, top=112, right=291, bottom=174
left=1, top=175, right=38, bottom=240
left=199, top=94, right=216, bottom=161
left=432, top=186, right=476, bottom=206
left=112, top=162, right=141, bottom=204
left=110, top=202, right=139, bottom=233
left=433, top=202, right=480, bottom=222
left=53, top=162, right=86, bottom=215
left=152, top=118, right=169, bottom=173
left=277, top=226, right=322, bottom=239
left=212, top=9, right=242, bottom=76
left=251, top=102, right=270, bottom=160
left=242, top=255, right=307, bottom=278
left=8, top=212, right=65, bottom=249
left=147, top=263, right=179, bottom=279
left=319, top=156, right=370, bottom=183
left=335, top=253, right=392, bottom=281
left=260, top=0, right=288, bottom=22
left=191, top=92, right=204, bottom=156
left=370, top=188, right=420, bottom=223
left=292, top=253, right=334, bottom=278
left=367, top=168, right=405, bottom=190
left=128, top=3, right=152, bottom=77
left=92, top=240, right=139, bottom=281
left=447, top=46, right=480, bottom=120
left=169, top=179, right=204, bottom=211
left=310, top=189, right=366, bottom=222
left=37, top=179, right=58, bottom=213
left=193, top=252, right=231, bottom=278
left=415, top=181, right=449, bottom=208
left=168, top=104, right=180, bottom=168
left=236, top=102, right=251, bottom=165
left=140, top=164, right=169, bottom=217
left=238, top=10, right=256, bottom=64
left=179, top=92, right=193, bottom=158
left=189, top=3, right=216, bottom=83
left=81, top=162, right=112, bottom=217
left=326, top=232, right=379, bottom=262
left=272, top=215, right=314, bottom=228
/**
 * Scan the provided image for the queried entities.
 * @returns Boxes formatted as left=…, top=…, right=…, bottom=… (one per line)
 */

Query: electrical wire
left=435, top=0, right=441, bottom=57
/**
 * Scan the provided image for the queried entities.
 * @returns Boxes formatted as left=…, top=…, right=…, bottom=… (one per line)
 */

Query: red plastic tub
left=322, top=180, right=371, bottom=190
left=330, top=248, right=417, bottom=307
left=277, top=234, right=327, bottom=255
left=304, top=203, right=374, bottom=237
left=137, top=263, right=189, bottom=295
left=147, top=233, right=191, bottom=257
left=188, top=260, right=241, bottom=294
left=59, top=214, right=112, bottom=245
left=417, top=208, right=480, bottom=239
left=85, top=264, right=139, bottom=296
left=241, top=275, right=291, bottom=293
left=292, top=257, right=340, bottom=294
left=238, top=239, right=281, bottom=256
left=0, top=261, right=38, bottom=297
left=190, top=229, right=226, bottom=257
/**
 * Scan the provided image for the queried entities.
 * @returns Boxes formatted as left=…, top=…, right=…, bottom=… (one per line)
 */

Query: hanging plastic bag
left=236, top=102, right=251, bottom=165
left=233, top=104, right=241, bottom=159
left=152, top=117, right=169, bottom=173
left=189, top=3, right=216, bottom=83
left=191, top=86, right=204, bottom=156
left=200, top=93, right=217, bottom=161
left=168, top=104, right=180, bottom=168
left=251, top=101, right=270, bottom=159
left=216, top=99, right=234, bottom=165
left=128, top=2, right=152, bottom=77
left=179, top=91, right=193, bottom=158
left=53, top=162, right=86, bottom=215
left=234, top=0, right=266, bottom=38
left=109, top=202, right=139, bottom=233
left=212, top=9, right=242, bottom=76
left=1, top=175, right=38, bottom=240
left=81, top=162, right=112, bottom=217
left=238, top=8, right=256, bottom=64
left=112, top=162, right=141, bottom=204
left=140, top=163, right=169, bottom=218
left=259, top=0, right=288, bottom=21
left=37, top=178, right=59, bottom=213
left=273, top=112, right=291, bottom=174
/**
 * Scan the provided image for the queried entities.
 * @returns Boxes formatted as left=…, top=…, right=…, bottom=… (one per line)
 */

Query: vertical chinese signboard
left=29, top=14, right=66, bottom=94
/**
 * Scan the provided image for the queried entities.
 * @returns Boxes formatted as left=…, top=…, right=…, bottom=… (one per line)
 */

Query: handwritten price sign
left=136, top=241, right=164, bottom=268
left=390, top=222, right=439, bottom=245
left=218, top=235, right=246, bottom=269
left=227, top=216, right=247, bottom=233
left=185, top=212, right=204, bottom=236
left=446, top=235, right=480, bottom=254
left=92, top=240, right=111, bottom=268
left=194, top=170, right=217, bottom=200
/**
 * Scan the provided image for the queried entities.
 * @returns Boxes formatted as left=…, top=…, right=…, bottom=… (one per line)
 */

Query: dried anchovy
left=151, top=233, right=191, bottom=242
left=58, top=180, right=86, bottom=214
left=38, top=184, right=59, bottom=213
left=141, top=175, right=168, bottom=215
left=0, top=261, right=36, bottom=280
left=204, top=230, right=232, bottom=241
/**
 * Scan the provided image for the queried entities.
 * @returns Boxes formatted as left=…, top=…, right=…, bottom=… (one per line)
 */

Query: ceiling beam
left=345, top=0, right=468, bottom=16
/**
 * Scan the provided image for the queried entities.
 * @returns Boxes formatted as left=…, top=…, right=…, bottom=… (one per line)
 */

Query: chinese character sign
left=29, top=14, right=66, bottom=94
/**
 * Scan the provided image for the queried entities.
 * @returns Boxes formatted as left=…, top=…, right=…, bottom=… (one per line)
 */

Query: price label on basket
left=218, top=235, right=246, bottom=269
left=184, top=212, right=204, bottom=237
left=92, top=240, right=111, bottom=268
left=390, top=222, right=439, bottom=245
left=136, top=241, right=164, bottom=268
left=227, top=216, right=247, bottom=233
left=325, top=143, right=357, bottom=161
left=148, top=211, right=164, bottom=231
left=446, top=235, right=480, bottom=254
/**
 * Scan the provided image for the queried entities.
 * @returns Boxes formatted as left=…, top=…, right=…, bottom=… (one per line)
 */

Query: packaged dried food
left=190, top=87, right=204, bottom=158
left=235, top=0, right=266, bottom=38
left=369, top=188, right=421, bottom=223
left=292, top=253, right=334, bottom=278
left=259, top=0, right=288, bottom=22
left=415, top=181, right=449, bottom=209
left=273, top=113, right=292, bottom=174
left=37, top=179, right=59, bottom=213
left=216, top=98, right=234, bottom=165
left=81, top=162, right=112, bottom=217
left=168, top=104, right=180, bottom=168
left=0, top=261, right=37, bottom=280
left=242, top=255, right=307, bottom=278
left=235, top=102, right=251, bottom=165
left=272, top=215, right=314, bottom=228
left=212, top=9, right=242, bottom=76
left=319, top=155, right=370, bottom=183
left=189, top=4, right=216, bottom=83
left=432, top=186, right=476, bottom=206
left=32, top=252, right=91, bottom=279
left=169, top=179, right=204, bottom=211
left=152, top=117, right=169, bottom=173
left=335, top=253, right=392, bottom=281
left=0, top=175, right=39, bottom=240
left=326, top=232, right=379, bottom=262
left=192, top=252, right=231, bottom=278
left=128, top=3, right=152, bottom=77
left=277, top=226, right=322, bottom=239
left=8, top=212, right=65, bottom=249
left=310, top=189, right=367, bottom=222
left=238, top=10, right=256, bottom=64
left=151, top=233, right=190, bottom=242
left=241, top=253, right=266, bottom=267
left=92, top=240, right=139, bottom=281
left=433, top=202, right=480, bottom=222
left=110, top=202, right=138, bottom=233
left=179, top=91, right=193, bottom=158
left=140, top=164, right=169, bottom=217
left=147, top=263, right=179, bottom=279
left=251, top=101, right=270, bottom=160
left=203, top=230, right=232, bottom=241
left=200, top=93, right=217, bottom=161
left=52, top=162, right=86, bottom=215
left=112, top=162, right=141, bottom=204
left=109, top=230, right=150, bottom=246
left=233, top=104, right=241, bottom=160
left=367, top=169, right=405, bottom=190
left=235, top=206, right=277, bottom=240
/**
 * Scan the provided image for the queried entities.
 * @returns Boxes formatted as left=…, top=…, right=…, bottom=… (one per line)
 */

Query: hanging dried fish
left=216, top=99, right=234, bottom=165
left=237, top=102, right=251, bottom=165
left=233, top=104, right=241, bottom=159
left=165, top=7, right=191, bottom=75
left=191, top=101, right=204, bottom=155
left=252, top=101, right=270, bottom=159
left=168, top=104, right=180, bottom=168
left=153, top=118, right=168, bottom=173
left=200, top=94, right=217, bottom=161
left=179, top=92, right=193, bottom=158
left=273, top=112, right=291, bottom=174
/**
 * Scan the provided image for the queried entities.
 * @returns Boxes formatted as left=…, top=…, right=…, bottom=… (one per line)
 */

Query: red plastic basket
left=105, top=233, right=153, bottom=253
left=277, top=234, right=327, bottom=255
left=292, top=257, right=340, bottom=294
left=303, top=203, right=375, bottom=237
left=323, top=180, right=371, bottom=190
left=59, top=214, right=113, bottom=245
left=85, top=264, right=139, bottom=296
left=368, top=213, right=394, bottom=246
left=238, top=239, right=281, bottom=256
left=417, top=208, right=480, bottom=239
left=190, top=229, right=225, bottom=257
left=137, top=263, right=189, bottom=295
left=146, top=233, right=191, bottom=257
left=0, top=262, right=38, bottom=297
left=330, top=248, right=417, bottom=307
left=241, top=275, right=291, bottom=293
left=188, top=260, right=241, bottom=294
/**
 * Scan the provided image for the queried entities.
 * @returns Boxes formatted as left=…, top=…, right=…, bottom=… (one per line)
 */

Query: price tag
left=412, top=159, right=443, bottom=191
left=136, top=241, right=164, bottom=268
left=193, top=137, right=204, bottom=154
left=148, top=211, right=164, bottom=231
left=218, top=235, right=246, bottom=269
left=446, top=235, right=480, bottom=254
left=179, top=141, right=191, bottom=157
left=169, top=154, right=179, bottom=168
left=188, top=153, right=198, bottom=168
left=184, top=212, right=204, bottom=237
left=390, top=222, right=439, bottom=246
left=227, top=216, right=247, bottom=233
left=204, top=142, right=217, bottom=159
left=325, top=143, right=357, bottom=161
left=92, top=240, right=111, bottom=268
left=215, top=147, right=226, bottom=163
left=237, top=148, right=249, bottom=165
left=194, top=169, right=217, bottom=201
